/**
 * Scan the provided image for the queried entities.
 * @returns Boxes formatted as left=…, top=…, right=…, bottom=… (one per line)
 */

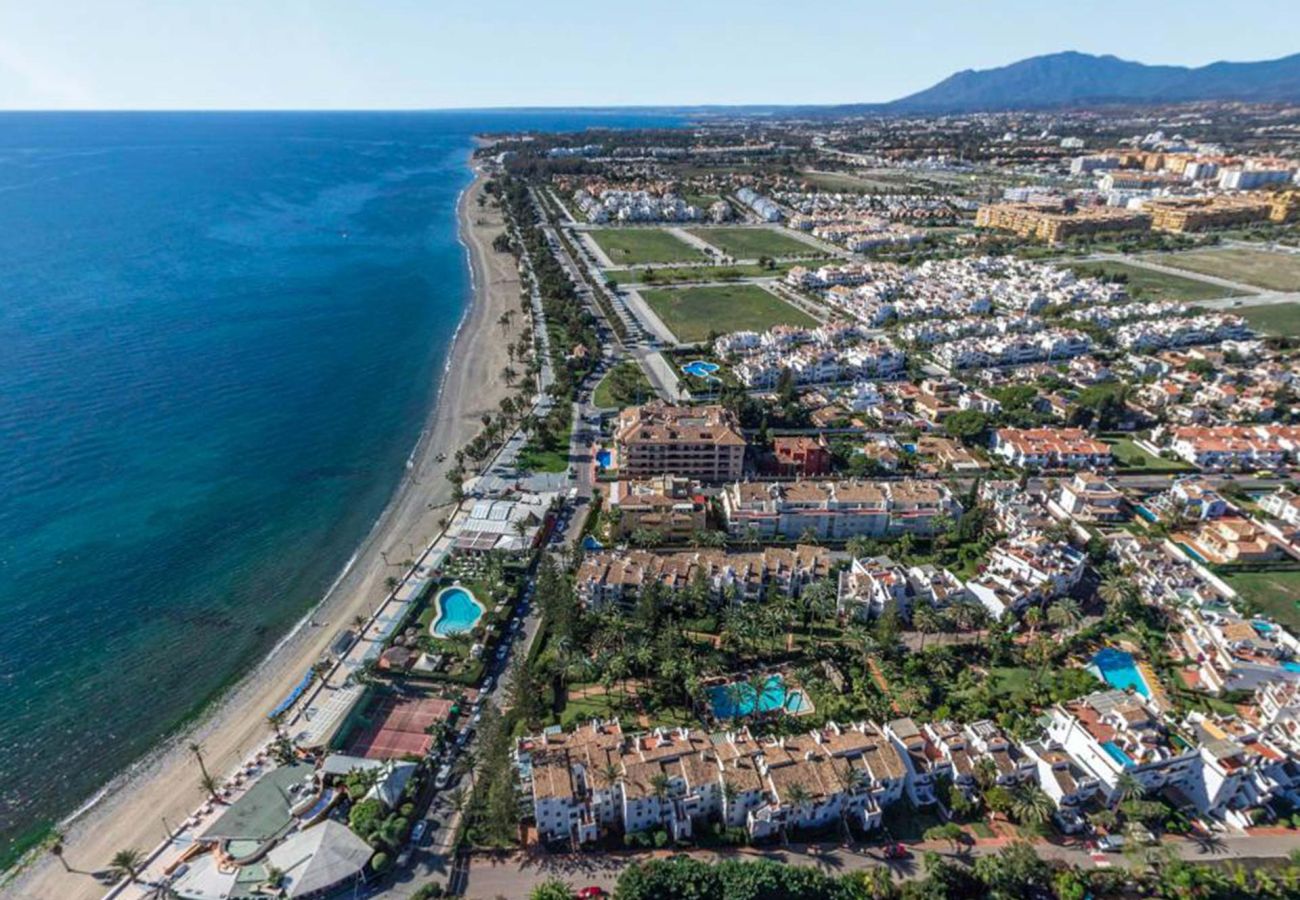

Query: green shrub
left=371, top=851, right=390, bottom=872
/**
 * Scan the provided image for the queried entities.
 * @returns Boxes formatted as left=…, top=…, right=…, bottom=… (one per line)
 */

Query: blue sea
left=0, top=110, right=677, bottom=864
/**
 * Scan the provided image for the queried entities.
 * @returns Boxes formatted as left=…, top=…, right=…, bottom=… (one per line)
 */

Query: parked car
left=882, top=843, right=911, bottom=860
left=410, top=820, right=428, bottom=845
left=577, top=888, right=607, bottom=899
left=1094, top=835, right=1126, bottom=853
left=434, top=764, right=452, bottom=789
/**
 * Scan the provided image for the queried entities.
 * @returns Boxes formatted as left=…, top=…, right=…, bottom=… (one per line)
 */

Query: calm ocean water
left=0, top=110, right=677, bottom=863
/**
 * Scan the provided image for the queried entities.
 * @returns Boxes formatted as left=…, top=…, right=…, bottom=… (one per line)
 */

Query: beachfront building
left=171, top=761, right=375, bottom=900
left=575, top=545, right=831, bottom=609
left=613, top=402, right=746, bottom=482
left=720, top=479, right=961, bottom=542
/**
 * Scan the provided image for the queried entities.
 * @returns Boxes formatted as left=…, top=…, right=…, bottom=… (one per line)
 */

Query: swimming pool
left=1101, top=741, right=1135, bottom=768
left=1135, top=505, right=1157, bottom=523
left=707, top=674, right=811, bottom=719
left=1178, top=542, right=1209, bottom=564
left=682, top=360, right=720, bottom=378
left=596, top=449, right=612, bottom=469
left=1088, top=647, right=1151, bottom=698
left=431, top=586, right=485, bottom=638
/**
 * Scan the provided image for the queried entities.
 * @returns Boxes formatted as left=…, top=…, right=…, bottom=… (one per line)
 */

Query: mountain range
left=868, top=51, right=1300, bottom=113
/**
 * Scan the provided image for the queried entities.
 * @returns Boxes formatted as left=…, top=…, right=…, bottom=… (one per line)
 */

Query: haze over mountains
left=869, top=51, right=1300, bottom=113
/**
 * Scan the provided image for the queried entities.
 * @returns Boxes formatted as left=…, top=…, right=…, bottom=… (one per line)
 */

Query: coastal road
left=458, top=832, right=1300, bottom=898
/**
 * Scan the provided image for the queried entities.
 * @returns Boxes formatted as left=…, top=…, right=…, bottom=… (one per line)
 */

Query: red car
left=882, top=842, right=911, bottom=860
left=577, top=888, right=607, bottom=899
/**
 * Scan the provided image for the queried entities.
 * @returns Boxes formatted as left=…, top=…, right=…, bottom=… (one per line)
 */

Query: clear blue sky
left=2, top=0, right=1296, bottom=110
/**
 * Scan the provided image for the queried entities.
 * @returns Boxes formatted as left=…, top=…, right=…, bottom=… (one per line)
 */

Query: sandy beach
left=5, top=162, right=520, bottom=900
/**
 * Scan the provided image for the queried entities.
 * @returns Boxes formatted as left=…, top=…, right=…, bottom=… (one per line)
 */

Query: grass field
left=1235, top=302, right=1300, bottom=338
left=1068, top=261, right=1239, bottom=303
left=1155, top=248, right=1300, bottom=293
left=588, top=228, right=705, bottom=266
left=592, top=361, right=654, bottom=409
left=687, top=226, right=822, bottom=259
left=640, top=284, right=817, bottom=343
left=1107, top=437, right=1194, bottom=472
left=619, top=261, right=797, bottom=286
left=1222, top=570, right=1300, bottom=632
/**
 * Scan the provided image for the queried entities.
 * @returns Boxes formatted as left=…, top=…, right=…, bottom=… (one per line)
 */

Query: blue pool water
left=682, top=360, right=720, bottom=378
left=1253, top=620, right=1277, bottom=635
left=596, top=449, right=612, bottom=469
left=707, top=675, right=810, bottom=719
left=1283, top=661, right=1300, bottom=673
left=431, top=586, right=485, bottom=638
left=1101, top=741, right=1135, bottom=768
left=1178, top=542, right=1209, bottom=563
left=1089, top=648, right=1151, bottom=698
left=1135, top=505, right=1157, bottom=523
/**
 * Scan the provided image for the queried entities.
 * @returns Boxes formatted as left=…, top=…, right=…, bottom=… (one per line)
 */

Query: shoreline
left=5, top=157, right=519, bottom=900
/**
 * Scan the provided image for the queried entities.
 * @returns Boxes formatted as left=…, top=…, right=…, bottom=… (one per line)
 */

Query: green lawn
left=517, top=408, right=572, bottom=473
left=1236, top=302, right=1300, bottom=338
left=1222, top=570, right=1300, bottom=632
left=1155, top=248, right=1300, bottom=293
left=1107, top=438, right=1194, bottom=472
left=593, top=361, right=654, bottom=409
left=588, top=228, right=705, bottom=265
left=620, top=261, right=797, bottom=286
left=640, top=284, right=817, bottom=343
left=686, top=227, right=822, bottom=259
left=1068, top=261, right=1240, bottom=303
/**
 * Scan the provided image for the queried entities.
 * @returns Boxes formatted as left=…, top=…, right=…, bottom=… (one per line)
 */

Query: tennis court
left=344, top=694, right=452, bottom=759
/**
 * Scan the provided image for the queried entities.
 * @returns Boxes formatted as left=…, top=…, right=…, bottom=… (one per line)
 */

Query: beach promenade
left=4, top=165, right=520, bottom=900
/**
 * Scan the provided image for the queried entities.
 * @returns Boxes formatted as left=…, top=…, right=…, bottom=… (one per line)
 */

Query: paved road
left=460, top=832, right=1300, bottom=898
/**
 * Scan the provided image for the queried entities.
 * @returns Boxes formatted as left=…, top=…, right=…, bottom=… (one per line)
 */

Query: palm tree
left=1023, top=605, right=1044, bottom=638
left=447, top=786, right=469, bottom=816
left=973, top=757, right=998, bottom=793
left=187, top=741, right=210, bottom=784
left=1009, top=784, right=1054, bottom=829
left=721, top=779, right=740, bottom=824
left=913, top=604, right=941, bottom=650
left=602, top=762, right=622, bottom=795
left=785, top=782, right=811, bottom=815
left=47, top=831, right=71, bottom=873
left=1111, top=772, right=1144, bottom=809
left=649, top=772, right=672, bottom=822
left=108, top=848, right=146, bottom=885
left=199, top=772, right=224, bottom=805
left=1047, top=597, right=1081, bottom=635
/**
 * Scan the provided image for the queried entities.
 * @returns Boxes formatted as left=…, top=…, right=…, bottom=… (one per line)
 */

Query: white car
left=434, top=764, right=452, bottom=789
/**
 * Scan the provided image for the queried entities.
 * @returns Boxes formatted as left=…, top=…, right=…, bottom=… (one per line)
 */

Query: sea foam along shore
left=6, top=160, right=523, bottom=900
